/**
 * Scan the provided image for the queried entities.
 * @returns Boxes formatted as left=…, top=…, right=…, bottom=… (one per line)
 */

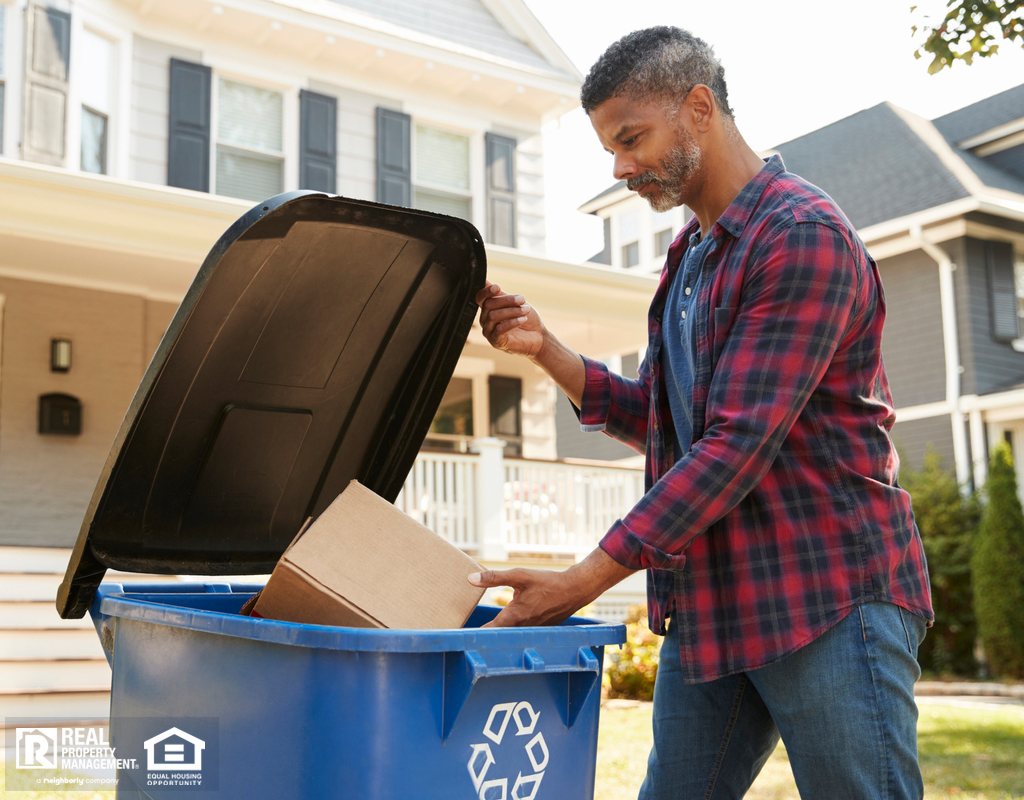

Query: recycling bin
left=56, top=191, right=627, bottom=799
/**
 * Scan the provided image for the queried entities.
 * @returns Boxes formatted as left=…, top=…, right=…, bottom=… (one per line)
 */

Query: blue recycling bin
left=90, top=582, right=624, bottom=799
left=56, top=194, right=627, bottom=798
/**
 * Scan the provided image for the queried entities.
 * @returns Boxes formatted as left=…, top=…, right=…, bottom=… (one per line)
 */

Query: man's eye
left=624, top=137, right=637, bottom=146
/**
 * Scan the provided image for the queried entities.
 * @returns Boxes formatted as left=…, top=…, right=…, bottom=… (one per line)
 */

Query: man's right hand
left=475, top=281, right=546, bottom=359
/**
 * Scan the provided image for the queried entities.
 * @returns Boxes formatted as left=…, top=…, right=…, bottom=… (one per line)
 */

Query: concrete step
left=0, top=690, right=111, bottom=723
left=0, top=602, right=93, bottom=630
left=0, top=660, right=110, bottom=693
left=0, top=630, right=106, bottom=661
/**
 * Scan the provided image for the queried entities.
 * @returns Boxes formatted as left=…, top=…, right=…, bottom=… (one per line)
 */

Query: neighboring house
left=578, top=84, right=1024, bottom=495
left=0, top=0, right=654, bottom=720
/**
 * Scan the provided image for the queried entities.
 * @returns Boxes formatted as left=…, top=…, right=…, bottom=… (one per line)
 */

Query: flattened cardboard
left=251, top=481, right=484, bottom=629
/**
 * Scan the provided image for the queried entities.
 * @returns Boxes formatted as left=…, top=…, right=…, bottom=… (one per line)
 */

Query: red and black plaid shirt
left=581, top=156, right=932, bottom=683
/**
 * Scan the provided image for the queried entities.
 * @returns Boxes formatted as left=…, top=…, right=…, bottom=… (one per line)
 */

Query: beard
left=626, top=129, right=702, bottom=212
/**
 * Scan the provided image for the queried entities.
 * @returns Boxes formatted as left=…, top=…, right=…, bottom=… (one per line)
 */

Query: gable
left=325, top=0, right=574, bottom=80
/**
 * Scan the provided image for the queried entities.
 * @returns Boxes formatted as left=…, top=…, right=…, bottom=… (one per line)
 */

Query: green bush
left=972, top=442, right=1024, bottom=679
left=604, top=605, right=662, bottom=701
left=900, top=446, right=980, bottom=675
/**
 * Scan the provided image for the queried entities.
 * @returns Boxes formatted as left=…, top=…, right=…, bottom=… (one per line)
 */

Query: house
left=578, top=84, right=1024, bottom=494
left=144, top=727, right=205, bottom=772
left=0, top=0, right=653, bottom=722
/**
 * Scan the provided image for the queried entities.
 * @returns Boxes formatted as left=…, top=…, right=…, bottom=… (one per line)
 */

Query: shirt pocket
left=712, top=306, right=735, bottom=365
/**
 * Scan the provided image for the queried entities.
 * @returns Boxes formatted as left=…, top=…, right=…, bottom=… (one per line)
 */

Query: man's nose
left=613, top=153, right=636, bottom=181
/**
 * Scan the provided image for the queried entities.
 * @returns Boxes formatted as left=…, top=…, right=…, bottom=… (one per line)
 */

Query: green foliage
left=901, top=446, right=980, bottom=675
left=972, top=442, right=1024, bottom=679
left=912, top=1, right=1024, bottom=73
left=603, top=605, right=662, bottom=701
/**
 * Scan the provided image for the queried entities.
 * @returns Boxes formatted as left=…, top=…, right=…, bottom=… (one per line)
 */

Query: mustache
left=626, top=172, right=663, bottom=192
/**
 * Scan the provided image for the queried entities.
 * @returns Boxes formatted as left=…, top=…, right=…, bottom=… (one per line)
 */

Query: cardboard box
left=246, top=480, right=485, bottom=629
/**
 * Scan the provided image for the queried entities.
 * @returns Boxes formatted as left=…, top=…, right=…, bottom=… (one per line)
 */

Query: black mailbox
left=39, top=393, right=82, bottom=435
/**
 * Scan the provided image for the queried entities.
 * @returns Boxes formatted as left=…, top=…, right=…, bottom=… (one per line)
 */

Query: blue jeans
left=639, top=602, right=928, bottom=800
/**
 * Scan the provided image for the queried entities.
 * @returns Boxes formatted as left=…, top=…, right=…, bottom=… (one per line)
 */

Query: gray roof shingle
left=772, top=103, right=972, bottom=229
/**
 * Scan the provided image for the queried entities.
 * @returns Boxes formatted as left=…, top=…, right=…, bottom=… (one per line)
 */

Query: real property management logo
left=15, top=726, right=138, bottom=771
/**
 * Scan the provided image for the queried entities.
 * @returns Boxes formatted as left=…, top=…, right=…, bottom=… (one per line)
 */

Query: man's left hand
left=468, top=548, right=637, bottom=628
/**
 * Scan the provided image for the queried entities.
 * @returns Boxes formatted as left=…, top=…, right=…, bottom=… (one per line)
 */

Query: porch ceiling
left=0, top=161, right=656, bottom=354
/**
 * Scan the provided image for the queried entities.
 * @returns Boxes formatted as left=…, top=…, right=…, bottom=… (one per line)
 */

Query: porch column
left=470, top=437, right=507, bottom=562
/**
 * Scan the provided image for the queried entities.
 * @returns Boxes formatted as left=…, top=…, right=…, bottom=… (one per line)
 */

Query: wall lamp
left=51, top=338, right=72, bottom=372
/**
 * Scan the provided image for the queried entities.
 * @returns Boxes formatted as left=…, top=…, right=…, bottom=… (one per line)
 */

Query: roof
left=326, top=0, right=580, bottom=82
left=932, top=83, right=1024, bottom=145
left=771, top=102, right=977, bottom=230
left=580, top=84, right=1024, bottom=230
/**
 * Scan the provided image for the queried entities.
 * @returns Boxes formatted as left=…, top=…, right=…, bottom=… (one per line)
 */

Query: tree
left=900, top=447, right=979, bottom=675
left=972, top=442, right=1024, bottom=679
left=913, top=1, right=1024, bottom=73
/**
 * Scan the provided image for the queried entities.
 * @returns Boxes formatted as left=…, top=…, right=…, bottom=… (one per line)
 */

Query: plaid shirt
left=581, top=156, right=933, bottom=683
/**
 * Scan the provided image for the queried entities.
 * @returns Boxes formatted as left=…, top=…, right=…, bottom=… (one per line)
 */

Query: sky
left=520, top=0, right=1024, bottom=263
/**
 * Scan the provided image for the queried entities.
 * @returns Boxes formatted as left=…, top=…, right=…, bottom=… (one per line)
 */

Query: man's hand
left=469, top=548, right=637, bottom=628
left=474, top=281, right=587, bottom=406
left=475, top=281, right=545, bottom=360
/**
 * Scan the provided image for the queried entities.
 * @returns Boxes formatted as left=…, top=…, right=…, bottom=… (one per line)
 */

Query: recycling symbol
left=466, top=701, right=548, bottom=800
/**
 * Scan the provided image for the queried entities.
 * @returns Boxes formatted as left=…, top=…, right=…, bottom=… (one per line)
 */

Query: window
left=619, top=209, right=640, bottom=269
left=1015, top=247, right=1024, bottom=337
left=489, top=375, right=522, bottom=456
left=215, top=77, right=283, bottom=201
left=425, top=377, right=474, bottom=450
left=0, top=5, right=5, bottom=154
left=79, top=29, right=112, bottom=174
left=655, top=228, right=673, bottom=257
left=413, top=124, right=471, bottom=220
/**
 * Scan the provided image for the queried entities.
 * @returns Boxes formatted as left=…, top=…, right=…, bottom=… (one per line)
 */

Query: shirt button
left=684, top=287, right=692, bottom=295
left=681, top=310, right=687, bottom=320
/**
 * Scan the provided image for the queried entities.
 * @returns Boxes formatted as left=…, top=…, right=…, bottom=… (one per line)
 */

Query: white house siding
left=325, top=0, right=558, bottom=77
left=512, top=129, right=544, bottom=256
left=308, top=79, right=385, bottom=203
left=0, top=277, right=175, bottom=547
left=129, top=36, right=203, bottom=186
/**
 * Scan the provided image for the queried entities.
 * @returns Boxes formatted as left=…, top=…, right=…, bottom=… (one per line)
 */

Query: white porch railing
left=395, top=438, right=646, bottom=561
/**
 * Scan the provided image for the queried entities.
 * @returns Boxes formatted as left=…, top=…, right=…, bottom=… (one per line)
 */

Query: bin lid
left=58, top=192, right=486, bottom=618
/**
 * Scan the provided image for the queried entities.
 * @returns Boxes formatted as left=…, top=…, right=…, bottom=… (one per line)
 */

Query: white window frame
left=410, top=119, right=477, bottom=223
left=68, top=12, right=129, bottom=177
left=208, top=67, right=295, bottom=200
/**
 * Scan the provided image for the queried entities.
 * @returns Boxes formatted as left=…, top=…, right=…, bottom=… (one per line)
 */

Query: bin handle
left=441, top=646, right=601, bottom=740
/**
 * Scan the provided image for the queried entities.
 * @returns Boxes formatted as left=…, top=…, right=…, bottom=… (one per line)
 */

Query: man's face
left=589, top=95, right=702, bottom=212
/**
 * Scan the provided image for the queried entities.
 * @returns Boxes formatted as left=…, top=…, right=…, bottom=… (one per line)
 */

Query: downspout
left=908, top=226, right=971, bottom=488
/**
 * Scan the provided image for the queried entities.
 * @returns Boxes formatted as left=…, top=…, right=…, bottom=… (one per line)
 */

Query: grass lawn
left=595, top=700, right=1024, bottom=800
left=3, top=701, right=1021, bottom=798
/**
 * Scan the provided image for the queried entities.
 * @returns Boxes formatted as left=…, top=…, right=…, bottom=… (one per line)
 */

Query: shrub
left=900, top=446, right=980, bottom=675
left=603, top=605, right=662, bottom=701
left=972, top=442, right=1024, bottom=679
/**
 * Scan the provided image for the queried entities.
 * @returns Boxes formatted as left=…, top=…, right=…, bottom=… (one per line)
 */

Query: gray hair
left=580, top=27, right=734, bottom=121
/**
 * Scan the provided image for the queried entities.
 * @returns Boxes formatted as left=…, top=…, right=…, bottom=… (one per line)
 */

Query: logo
left=144, top=728, right=206, bottom=772
left=467, top=701, right=548, bottom=800
left=15, top=728, right=57, bottom=769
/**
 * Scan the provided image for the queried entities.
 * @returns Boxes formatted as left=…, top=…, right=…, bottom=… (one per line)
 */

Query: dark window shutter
left=376, top=107, right=411, bottom=206
left=299, top=89, right=336, bottom=193
left=489, top=375, right=522, bottom=456
left=986, top=241, right=1019, bottom=341
left=22, top=2, right=70, bottom=166
left=168, top=58, right=211, bottom=192
left=486, top=133, right=517, bottom=247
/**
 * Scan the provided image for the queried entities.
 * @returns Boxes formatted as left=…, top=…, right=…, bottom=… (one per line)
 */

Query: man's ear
left=685, top=85, right=716, bottom=133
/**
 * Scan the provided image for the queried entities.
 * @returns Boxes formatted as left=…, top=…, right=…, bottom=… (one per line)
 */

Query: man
left=471, top=26, right=933, bottom=800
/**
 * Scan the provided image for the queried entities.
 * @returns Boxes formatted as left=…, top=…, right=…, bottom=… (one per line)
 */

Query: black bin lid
left=58, top=192, right=486, bottom=618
